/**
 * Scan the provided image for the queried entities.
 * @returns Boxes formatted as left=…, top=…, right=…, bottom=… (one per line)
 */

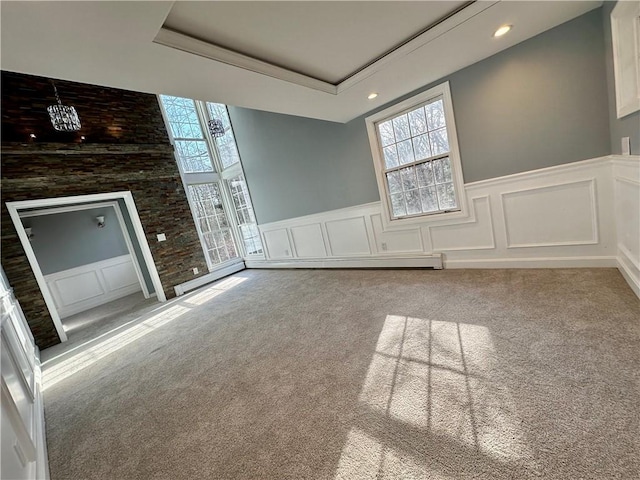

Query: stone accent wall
left=1, top=71, right=209, bottom=349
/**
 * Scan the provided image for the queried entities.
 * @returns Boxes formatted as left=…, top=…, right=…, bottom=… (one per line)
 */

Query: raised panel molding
left=370, top=214, right=423, bottom=254
left=325, top=217, right=371, bottom=256
left=53, top=271, right=104, bottom=306
left=500, top=179, right=599, bottom=248
left=262, top=229, right=292, bottom=259
left=290, top=224, right=327, bottom=258
left=428, top=196, right=496, bottom=251
left=45, top=255, right=142, bottom=318
left=102, top=261, right=139, bottom=292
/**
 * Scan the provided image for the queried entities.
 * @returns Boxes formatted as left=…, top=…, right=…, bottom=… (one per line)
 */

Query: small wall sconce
left=96, top=216, right=105, bottom=228
left=24, top=227, right=34, bottom=241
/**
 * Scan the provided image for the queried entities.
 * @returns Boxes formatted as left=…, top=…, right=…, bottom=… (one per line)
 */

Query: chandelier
left=47, top=80, right=81, bottom=132
left=207, top=118, right=225, bottom=138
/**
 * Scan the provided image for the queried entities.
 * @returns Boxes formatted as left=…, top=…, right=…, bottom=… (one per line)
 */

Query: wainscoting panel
left=428, top=196, right=495, bottom=251
left=501, top=179, right=598, bottom=248
left=262, top=229, right=292, bottom=259
left=256, top=156, right=639, bottom=295
left=325, top=217, right=371, bottom=256
left=45, top=254, right=142, bottom=318
left=101, top=261, right=139, bottom=293
left=290, top=224, right=327, bottom=258
left=54, top=271, right=104, bottom=306
left=371, top=214, right=423, bottom=254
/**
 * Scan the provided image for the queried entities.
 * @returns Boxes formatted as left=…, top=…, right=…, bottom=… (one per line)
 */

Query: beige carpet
left=42, top=268, right=640, bottom=479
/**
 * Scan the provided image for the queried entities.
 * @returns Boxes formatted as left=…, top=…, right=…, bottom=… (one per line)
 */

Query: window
left=160, top=96, right=214, bottom=173
left=228, top=174, right=263, bottom=255
left=159, top=95, right=263, bottom=270
left=365, top=82, right=466, bottom=226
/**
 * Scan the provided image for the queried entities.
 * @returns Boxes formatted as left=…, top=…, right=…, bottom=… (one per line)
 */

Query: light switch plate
left=621, top=137, right=631, bottom=155
left=157, top=233, right=166, bottom=242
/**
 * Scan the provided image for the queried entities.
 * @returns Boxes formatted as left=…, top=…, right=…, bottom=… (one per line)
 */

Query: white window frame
left=365, top=81, right=468, bottom=229
left=157, top=97, right=264, bottom=271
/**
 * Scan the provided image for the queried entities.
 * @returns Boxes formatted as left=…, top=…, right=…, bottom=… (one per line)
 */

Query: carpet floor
left=42, top=268, right=640, bottom=479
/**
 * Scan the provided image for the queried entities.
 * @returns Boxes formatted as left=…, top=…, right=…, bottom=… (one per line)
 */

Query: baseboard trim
left=444, top=256, right=618, bottom=269
left=617, top=253, right=640, bottom=299
left=245, top=254, right=443, bottom=270
left=174, top=261, right=246, bottom=296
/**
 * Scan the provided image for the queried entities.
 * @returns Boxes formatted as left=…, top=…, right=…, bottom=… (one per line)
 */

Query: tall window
left=365, top=82, right=466, bottom=225
left=159, top=95, right=263, bottom=270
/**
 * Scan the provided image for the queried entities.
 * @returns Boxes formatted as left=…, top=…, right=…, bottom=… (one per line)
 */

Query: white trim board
left=444, top=256, right=618, bottom=269
left=6, top=191, right=166, bottom=343
left=246, top=254, right=443, bottom=270
left=174, top=261, right=245, bottom=296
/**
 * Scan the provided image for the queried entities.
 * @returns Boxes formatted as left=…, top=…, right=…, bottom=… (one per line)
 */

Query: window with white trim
left=366, top=82, right=465, bottom=225
left=159, top=95, right=263, bottom=270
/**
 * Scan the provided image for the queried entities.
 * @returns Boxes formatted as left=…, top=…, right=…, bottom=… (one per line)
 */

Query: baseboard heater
left=245, top=254, right=443, bottom=270
left=174, top=261, right=245, bottom=296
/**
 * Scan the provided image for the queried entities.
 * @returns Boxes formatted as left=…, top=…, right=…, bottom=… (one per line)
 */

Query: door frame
left=20, top=201, right=151, bottom=300
left=6, top=191, right=166, bottom=343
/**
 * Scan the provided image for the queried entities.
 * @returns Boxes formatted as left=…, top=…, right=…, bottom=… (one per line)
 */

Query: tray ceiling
left=0, top=1, right=603, bottom=123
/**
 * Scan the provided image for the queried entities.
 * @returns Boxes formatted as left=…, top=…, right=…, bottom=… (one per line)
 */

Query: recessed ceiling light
left=368, top=93, right=378, bottom=100
left=494, top=25, right=512, bottom=37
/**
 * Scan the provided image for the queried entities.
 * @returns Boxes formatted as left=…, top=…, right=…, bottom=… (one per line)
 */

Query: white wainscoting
left=45, top=255, right=142, bottom=318
left=254, top=155, right=639, bottom=296
left=613, top=157, right=640, bottom=297
left=1, top=270, right=49, bottom=480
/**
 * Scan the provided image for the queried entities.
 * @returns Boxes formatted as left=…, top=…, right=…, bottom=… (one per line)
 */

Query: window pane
left=400, top=166, right=418, bottom=191
left=406, top=190, right=421, bottom=215
left=386, top=171, right=402, bottom=194
left=436, top=183, right=457, bottom=210
left=397, top=139, right=415, bottom=165
left=416, top=162, right=434, bottom=187
left=383, top=145, right=399, bottom=169
left=420, top=187, right=439, bottom=212
left=429, top=127, right=449, bottom=155
left=412, top=134, right=431, bottom=161
left=432, top=157, right=453, bottom=184
left=174, top=140, right=214, bottom=173
left=160, top=95, right=203, bottom=139
left=392, top=114, right=410, bottom=141
left=378, top=120, right=395, bottom=147
left=206, top=102, right=241, bottom=169
left=390, top=193, right=406, bottom=217
left=425, top=98, right=446, bottom=130
left=408, top=107, right=427, bottom=136
left=441, top=157, right=453, bottom=183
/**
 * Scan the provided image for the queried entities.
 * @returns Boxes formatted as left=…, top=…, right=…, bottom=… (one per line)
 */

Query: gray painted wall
left=229, top=107, right=379, bottom=224
left=27, top=207, right=128, bottom=275
left=603, top=1, right=640, bottom=155
left=231, top=8, right=611, bottom=224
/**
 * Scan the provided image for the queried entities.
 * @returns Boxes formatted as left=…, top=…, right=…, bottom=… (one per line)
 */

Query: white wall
left=252, top=155, right=640, bottom=297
